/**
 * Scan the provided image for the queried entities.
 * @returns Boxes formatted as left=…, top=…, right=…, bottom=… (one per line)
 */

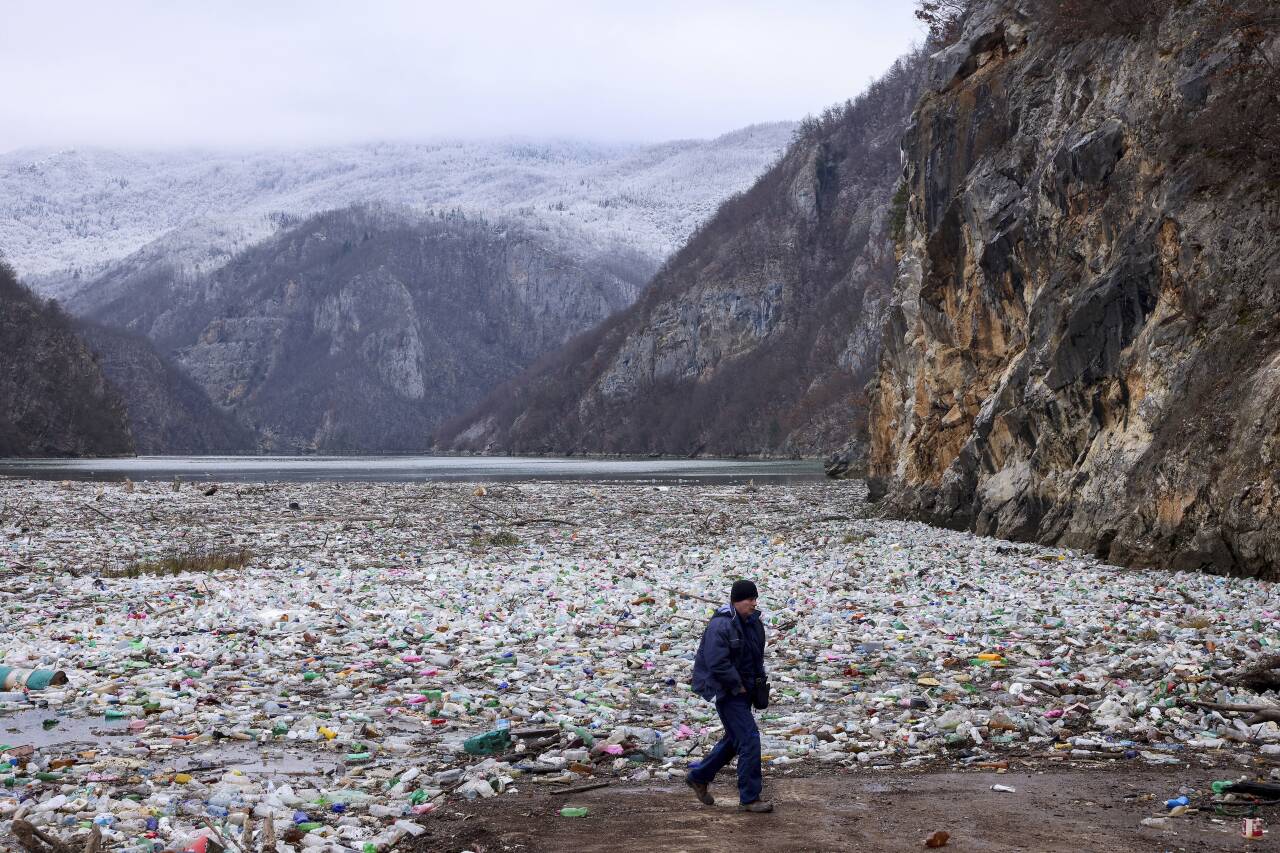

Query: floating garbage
left=0, top=667, right=66, bottom=691
left=0, top=477, right=1276, bottom=850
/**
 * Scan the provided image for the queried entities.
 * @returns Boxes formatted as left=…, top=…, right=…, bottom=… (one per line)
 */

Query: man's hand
left=735, top=686, right=747, bottom=695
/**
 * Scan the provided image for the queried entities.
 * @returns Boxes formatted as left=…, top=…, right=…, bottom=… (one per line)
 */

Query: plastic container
left=463, top=729, right=511, bottom=756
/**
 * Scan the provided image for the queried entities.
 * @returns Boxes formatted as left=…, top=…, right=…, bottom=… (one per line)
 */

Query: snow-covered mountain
left=0, top=124, right=794, bottom=296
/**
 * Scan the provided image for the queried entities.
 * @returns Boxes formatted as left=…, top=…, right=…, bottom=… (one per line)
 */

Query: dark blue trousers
left=685, top=694, right=762, bottom=805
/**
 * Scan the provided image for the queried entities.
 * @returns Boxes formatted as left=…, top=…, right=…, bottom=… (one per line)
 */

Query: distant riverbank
left=0, top=454, right=825, bottom=484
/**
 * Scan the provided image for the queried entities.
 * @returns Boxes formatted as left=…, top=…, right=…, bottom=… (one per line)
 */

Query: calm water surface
left=0, top=455, right=824, bottom=484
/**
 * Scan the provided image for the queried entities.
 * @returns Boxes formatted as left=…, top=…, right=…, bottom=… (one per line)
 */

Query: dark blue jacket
left=691, top=605, right=766, bottom=702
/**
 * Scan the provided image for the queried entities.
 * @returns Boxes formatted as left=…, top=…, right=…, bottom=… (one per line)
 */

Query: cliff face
left=869, top=1, right=1280, bottom=576
left=76, top=323, right=254, bottom=455
left=441, top=54, right=927, bottom=458
left=85, top=206, right=651, bottom=452
left=0, top=261, right=134, bottom=457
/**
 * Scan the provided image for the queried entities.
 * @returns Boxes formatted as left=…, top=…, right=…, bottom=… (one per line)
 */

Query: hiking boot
left=685, top=778, right=714, bottom=806
left=739, top=800, right=774, bottom=813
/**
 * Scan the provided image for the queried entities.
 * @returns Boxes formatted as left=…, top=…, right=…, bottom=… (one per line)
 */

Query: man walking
left=685, top=579, right=773, bottom=813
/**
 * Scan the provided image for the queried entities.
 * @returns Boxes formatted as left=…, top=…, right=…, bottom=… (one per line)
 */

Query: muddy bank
left=423, top=761, right=1270, bottom=853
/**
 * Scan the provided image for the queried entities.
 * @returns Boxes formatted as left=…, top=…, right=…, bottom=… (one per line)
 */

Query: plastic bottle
left=560, top=807, right=588, bottom=817
left=462, top=729, right=510, bottom=756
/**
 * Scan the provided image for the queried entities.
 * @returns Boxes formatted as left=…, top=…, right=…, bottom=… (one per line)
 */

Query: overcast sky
left=1, top=1, right=924, bottom=152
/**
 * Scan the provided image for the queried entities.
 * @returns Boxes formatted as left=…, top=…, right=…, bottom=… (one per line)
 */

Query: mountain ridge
left=438, top=54, right=927, bottom=459
left=82, top=205, right=653, bottom=453
left=1, top=125, right=794, bottom=299
left=0, top=259, right=134, bottom=457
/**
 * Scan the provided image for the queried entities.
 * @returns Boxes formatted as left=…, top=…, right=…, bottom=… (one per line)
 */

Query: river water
left=0, top=455, right=824, bottom=483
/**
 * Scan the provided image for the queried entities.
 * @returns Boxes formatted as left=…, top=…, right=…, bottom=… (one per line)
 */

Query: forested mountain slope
left=441, top=54, right=927, bottom=458
left=76, top=323, right=254, bottom=455
left=84, top=206, right=651, bottom=452
left=0, top=259, right=133, bottom=457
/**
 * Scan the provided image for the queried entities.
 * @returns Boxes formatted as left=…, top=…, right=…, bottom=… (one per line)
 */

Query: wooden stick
left=550, top=780, right=612, bottom=795
left=83, top=827, right=102, bottom=853
left=1233, top=654, right=1280, bottom=687
left=468, top=501, right=513, bottom=521
left=80, top=503, right=113, bottom=522
left=661, top=586, right=718, bottom=605
left=261, top=813, right=276, bottom=853
left=12, top=820, right=73, bottom=853
left=1183, top=699, right=1280, bottom=713
left=202, top=818, right=241, bottom=853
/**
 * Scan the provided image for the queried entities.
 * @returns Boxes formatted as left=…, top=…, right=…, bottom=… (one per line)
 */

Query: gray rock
left=868, top=0, right=1280, bottom=578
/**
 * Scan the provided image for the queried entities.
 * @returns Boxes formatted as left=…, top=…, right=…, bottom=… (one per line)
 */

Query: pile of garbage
left=0, top=478, right=1277, bottom=851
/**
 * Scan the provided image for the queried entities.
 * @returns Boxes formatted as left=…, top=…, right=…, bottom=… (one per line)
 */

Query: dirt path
left=412, top=763, right=1269, bottom=853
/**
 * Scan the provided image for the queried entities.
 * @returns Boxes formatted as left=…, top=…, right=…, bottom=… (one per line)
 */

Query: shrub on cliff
left=1035, top=0, right=1173, bottom=39
left=1182, top=0, right=1280, bottom=184
left=915, top=1, right=970, bottom=47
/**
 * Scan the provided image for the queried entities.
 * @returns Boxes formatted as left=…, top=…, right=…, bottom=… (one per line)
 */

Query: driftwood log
left=11, top=820, right=74, bottom=853
left=1183, top=698, right=1280, bottom=725
left=1233, top=654, right=1280, bottom=693
left=550, top=780, right=613, bottom=795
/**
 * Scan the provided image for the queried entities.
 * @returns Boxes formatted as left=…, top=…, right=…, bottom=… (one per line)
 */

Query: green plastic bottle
left=560, top=807, right=588, bottom=817
left=462, top=729, right=511, bottom=756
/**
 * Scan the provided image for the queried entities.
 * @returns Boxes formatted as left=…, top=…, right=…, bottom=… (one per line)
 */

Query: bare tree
left=915, top=0, right=969, bottom=47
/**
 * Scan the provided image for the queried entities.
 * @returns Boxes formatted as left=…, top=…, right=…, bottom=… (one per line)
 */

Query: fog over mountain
left=1, top=125, right=794, bottom=298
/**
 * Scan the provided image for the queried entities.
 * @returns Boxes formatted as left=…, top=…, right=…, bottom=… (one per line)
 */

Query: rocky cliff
left=84, top=206, right=652, bottom=452
left=0, top=259, right=134, bottom=457
left=440, top=54, right=927, bottom=458
left=868, top=0, right=1280, bottom=576
left=76, top=323, right=254, bottom=455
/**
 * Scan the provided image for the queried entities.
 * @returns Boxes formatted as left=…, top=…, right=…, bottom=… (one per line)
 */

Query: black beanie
left=730, top=579, right=758, bottom=602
